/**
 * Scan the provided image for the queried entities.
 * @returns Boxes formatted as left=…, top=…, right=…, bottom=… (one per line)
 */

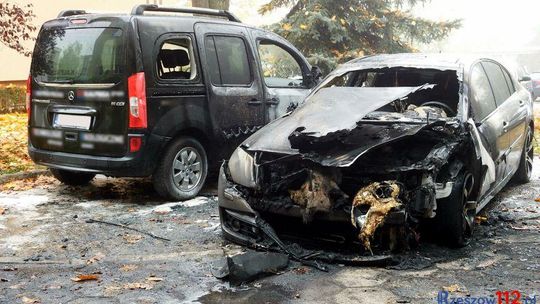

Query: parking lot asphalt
left=0, top=161, right=539, bottom=303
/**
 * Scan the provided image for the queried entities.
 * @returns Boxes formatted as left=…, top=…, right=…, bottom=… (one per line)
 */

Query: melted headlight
left=228, top=147, right=257, bottom=188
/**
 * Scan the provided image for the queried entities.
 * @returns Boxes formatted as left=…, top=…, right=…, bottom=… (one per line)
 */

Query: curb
left=0, top=169, right=50, bottom=185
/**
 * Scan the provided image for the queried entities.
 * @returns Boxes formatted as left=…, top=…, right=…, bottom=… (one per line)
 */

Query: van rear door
left=29, top=24, right=130, bottom=157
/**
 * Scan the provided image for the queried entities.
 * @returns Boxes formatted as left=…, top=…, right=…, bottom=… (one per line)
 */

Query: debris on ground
left=443, top=284, right=465, bottom=293
left=119, top=264, right=137, bottom=272
left=124, top=282, right=153, bottom=290
left=71, top=273, right=100, bottom=282
left=211, top=251, right=289, bottom=285
left=86, top=252, right=105, bottom=264
left=351, top=181, right=402, bottom=251
left=86, top=218, right=170, bottom=241
left=123, top=233, right=143, bottom=244
left=289, top=170, right=347, bottom=223
left=21, top=296, right=40, bottom=304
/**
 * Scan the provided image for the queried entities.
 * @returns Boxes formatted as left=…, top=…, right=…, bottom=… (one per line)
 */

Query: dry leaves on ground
left=124, top=282, right=153, bottom=290
left=21, top=296, right=40, bottom=304
left=123, top=234, right=143, bottom=244
left=0, top=207, right=6, bottom=215
left=443, top=284, right=464, bottom=293
left=86, top=252, right=105, bottom=265
left=146, top=276, right=163, bottom=282
left=71, top=274, right=100, bottom=282
left=0, top=175, right=58, bottom=192
left=0, top=113, right=40, bottom=174
left=120, top=264, right=138, bottom=272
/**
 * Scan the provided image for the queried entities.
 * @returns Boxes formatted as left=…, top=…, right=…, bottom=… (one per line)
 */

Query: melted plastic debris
left=289, top=170, right=346, bottom=223
left=351, top=181, right=402, bottom=252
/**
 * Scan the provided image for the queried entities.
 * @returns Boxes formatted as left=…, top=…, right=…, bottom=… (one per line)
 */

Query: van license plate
left=54, top=114, right=91, bottom=130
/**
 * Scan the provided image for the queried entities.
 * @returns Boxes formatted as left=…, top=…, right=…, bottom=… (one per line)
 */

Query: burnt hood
left=243, top=85, right=443, bottom=167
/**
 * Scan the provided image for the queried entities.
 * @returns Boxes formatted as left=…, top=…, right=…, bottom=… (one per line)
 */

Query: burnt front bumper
left=218, top=164, right=410, bottom=246
left=218, top=164, right=261, bottom=246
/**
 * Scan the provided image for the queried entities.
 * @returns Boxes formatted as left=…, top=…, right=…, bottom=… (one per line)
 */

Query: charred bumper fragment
left=219, top=84, right=473, bottom=255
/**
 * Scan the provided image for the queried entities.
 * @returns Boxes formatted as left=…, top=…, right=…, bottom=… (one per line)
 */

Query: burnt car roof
left=334, top=53, right=483, bottom=75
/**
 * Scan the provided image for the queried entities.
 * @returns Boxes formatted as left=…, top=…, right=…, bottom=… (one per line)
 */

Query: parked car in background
left=527, top=72, right=540, bottom=101
left=27, top=5, right=320, bottom=200
left=218, top=54, right=533, bottom=252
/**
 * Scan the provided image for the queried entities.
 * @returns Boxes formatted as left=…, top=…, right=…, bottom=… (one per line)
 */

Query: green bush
left=0, top=86, right=26, bottom=114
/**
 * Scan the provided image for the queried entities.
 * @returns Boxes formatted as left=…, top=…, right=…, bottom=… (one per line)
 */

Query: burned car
left=218, top=54, right=534, bottom=254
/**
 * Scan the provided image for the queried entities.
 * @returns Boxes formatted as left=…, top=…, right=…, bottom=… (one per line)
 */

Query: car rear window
left=32, top=28, right=125, bottom=84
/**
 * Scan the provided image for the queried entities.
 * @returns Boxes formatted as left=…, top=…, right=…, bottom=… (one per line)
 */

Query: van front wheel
left=50, top=168, right=95, bottom=186
left=153, top=136, right=208, bottom=201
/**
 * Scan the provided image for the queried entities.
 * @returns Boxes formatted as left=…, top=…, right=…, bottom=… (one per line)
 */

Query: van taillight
left=26, top=76, right=31, bottom=122
left=127, top=72, right=147, bottom=129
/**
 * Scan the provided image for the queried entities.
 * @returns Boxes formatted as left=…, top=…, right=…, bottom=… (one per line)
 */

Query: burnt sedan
left=218, top=54, right=534, bottom=254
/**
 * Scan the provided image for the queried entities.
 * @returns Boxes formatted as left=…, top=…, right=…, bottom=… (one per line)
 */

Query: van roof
left=54, top=5, right=243, bottom=25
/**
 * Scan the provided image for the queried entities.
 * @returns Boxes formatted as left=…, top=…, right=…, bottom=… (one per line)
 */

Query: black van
left=27, top=5, right=320, bottom=200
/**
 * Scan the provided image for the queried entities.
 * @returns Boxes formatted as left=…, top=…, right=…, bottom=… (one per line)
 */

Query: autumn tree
left=260, top=0, right=461, bottom=73
left=0, top=1, right=36, bottom=56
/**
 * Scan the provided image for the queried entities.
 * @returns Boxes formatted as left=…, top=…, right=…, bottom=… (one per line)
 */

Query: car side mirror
left=519, top=76, right=531, bottom=82
left=310, top=66, right=323, bottom=85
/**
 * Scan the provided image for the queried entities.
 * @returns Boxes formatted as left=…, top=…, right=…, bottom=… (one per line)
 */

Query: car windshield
left=314, top=67, right=460, bottom=116
left=32, top=27, right=125, bottom=84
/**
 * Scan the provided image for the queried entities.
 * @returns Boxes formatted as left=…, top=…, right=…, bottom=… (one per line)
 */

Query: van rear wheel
left=50, top=168, right=95, bottom=186
left=153, top=136, right=208, bottom=201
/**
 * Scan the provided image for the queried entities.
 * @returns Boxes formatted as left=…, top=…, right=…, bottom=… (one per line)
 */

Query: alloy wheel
left=172, top=147, right=203, bottom=192
left=525, top=129, right=534, bottom=179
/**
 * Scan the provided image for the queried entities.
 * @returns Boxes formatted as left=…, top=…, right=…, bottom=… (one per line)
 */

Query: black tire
left=50, top=168, right=95, bottom=186
left=512, top=126, right=533, bottom=184
left=435, top=171, right=475, bottom=248
left=153, top=136, right=208, bottom=201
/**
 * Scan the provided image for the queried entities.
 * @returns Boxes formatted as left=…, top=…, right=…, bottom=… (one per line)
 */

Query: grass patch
left=0, top=113, right=42, bottom=175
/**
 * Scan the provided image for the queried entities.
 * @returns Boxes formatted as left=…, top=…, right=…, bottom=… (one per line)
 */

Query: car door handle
left=247, top=99, right=262, bottom=106
left=265, top=97, right=280, bottom=106
left=519, top=100, right=525, bottom=107
left=502, top=121, right=508, bottom=132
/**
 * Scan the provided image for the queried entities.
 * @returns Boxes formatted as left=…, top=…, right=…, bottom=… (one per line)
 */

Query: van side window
left=204, top=36, right=251, bottom=86
left=481, top=61, right=511, bottom=107
left=470, top=64, right=497, bottom=121
left=157, top=38, right=197, bottom=80
left=258, top=41, right=303, bottom=88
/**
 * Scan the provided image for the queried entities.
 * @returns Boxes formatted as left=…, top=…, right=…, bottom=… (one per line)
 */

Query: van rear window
left=32, top=28, right=124, bottom=84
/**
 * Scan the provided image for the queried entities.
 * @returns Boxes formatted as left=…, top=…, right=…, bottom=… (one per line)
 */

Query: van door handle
left=265, top=97, right=280, bottom=106
left=247, top=99, right=262, bottom=106
left=502, top=121, right=508, bottom=132
left=519, top=100, right=525, bottom=107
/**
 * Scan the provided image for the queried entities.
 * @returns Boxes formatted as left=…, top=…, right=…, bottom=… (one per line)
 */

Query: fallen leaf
left=146, top=276, right=163, bottom=282
left=86, top=252, right=105, bottom=265
left=443, top=284, right=462, bottom=293
left=474, top=216, right=488, bottom=224
left=21, top=296, right=40, bottom=303
left=123, top=234, right=143, bottom=244
left=71, top=274, right=99, bottom=282
left=104, top=285, right=122, bottom=295
left=294, top=267, right=310, bottom=275
left=124, top=282, right=153, bottom=290
left=0, top=207, right=6, bottom=215
left=120, top=264, right=137, bottom=272
left=535, top=198, right=540, bottom=202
